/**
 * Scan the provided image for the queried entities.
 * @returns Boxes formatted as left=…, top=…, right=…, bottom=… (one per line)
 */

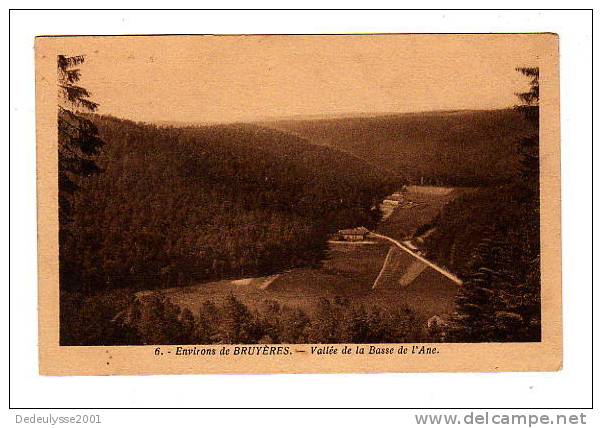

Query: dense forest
left=423, top=69, right=541, bottom=342
left=58, top=54, right=542, bottom=345
left=61, top=293, right=424, bottom=346
left=60, top=116, right=399, bottom=294
left=266, top=108, right=536, bottom=186
left=422, top=184, right=540, bottom=341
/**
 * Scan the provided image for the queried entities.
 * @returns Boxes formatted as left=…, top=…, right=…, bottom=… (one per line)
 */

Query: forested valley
left=58, top=54, right=542, bottom=345
left=60, top=116, right=399, bottom=294
left=59, top=114, right=408, bottom=345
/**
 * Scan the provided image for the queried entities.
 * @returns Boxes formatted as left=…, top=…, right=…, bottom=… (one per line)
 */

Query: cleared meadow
left=376, top=187, right=471, bottom=241
left=137, top=186, right=465, bottom=322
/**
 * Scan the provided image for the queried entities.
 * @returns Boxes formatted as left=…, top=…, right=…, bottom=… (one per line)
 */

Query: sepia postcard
left=36, top=34, right=561, bottom=375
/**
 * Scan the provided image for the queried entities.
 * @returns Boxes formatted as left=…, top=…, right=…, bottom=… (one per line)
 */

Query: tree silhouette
left=515, top=67, right=539, bottom=186
left=440, top=67, right=542, bottom=343
left=57, top=54, right=104, bottom=220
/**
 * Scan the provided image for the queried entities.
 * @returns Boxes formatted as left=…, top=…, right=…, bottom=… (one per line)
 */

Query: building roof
left=338, top=226, right=369, bottom=235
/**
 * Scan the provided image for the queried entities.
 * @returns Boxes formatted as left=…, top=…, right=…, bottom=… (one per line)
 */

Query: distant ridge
left=126, top=106, right=534, bottom=188
left=260, top=107, right=515, bottom=124
left=261, top=107, right=535, bottom=187
left=152, top=107, right=516, bottom=128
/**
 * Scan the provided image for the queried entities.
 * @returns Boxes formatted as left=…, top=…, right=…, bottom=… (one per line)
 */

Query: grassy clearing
left=139, top=241, right=391, bottom=315
left=376, top=187, right=471, bottom=241
left=370, top=272, right=458, bottom=320
left=138, top=186, right=466, bottom=323
left=145, top=236, right=459, bottom=322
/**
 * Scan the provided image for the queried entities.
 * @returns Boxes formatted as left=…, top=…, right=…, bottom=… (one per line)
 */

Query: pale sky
left=60, top=34, right=547, bottom=124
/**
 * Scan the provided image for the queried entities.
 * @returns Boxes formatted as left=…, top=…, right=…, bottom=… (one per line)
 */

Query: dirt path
left=369, top=231, right=462, bottom=285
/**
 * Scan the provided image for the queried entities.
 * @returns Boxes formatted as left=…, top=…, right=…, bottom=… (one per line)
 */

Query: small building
left=382, top=192, right=405, bottom=206
left=337, top=226, right=369, bottom=242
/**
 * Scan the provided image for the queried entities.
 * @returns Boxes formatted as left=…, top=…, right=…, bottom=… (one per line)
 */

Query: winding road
left=368, top=231, right=463, bottom=287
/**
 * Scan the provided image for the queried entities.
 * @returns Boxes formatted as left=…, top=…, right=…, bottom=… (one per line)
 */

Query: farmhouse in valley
left=382, top=191, right=405, bottom=206
left=337, top=226, right=370, bottom=242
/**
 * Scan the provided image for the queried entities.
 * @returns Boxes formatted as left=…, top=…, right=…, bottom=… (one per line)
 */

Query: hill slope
left=60, top=116, right=399, bottom=293
left=264, top=109, right=535, bottom=186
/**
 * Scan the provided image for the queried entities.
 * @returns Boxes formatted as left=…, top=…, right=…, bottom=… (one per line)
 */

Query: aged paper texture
left=36, top=34, right=561, bottom=375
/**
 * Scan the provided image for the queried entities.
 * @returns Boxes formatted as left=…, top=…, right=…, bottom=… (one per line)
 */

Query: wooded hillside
left=266, top=109, right=536, bottom=186
left=59, top=116, right=399, bottom=293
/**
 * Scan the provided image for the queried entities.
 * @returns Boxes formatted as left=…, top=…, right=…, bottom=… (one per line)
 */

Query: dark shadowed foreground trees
left=60, top=294, right=424, bottom=345
left=425, top=68, right=541, bottom=343
left=57, top=55, right=104, bottom=220
left=515, top=67, right=540, bottom=192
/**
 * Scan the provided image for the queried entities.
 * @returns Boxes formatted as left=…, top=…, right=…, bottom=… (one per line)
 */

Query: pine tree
left=513, top=67, right=541, bottom=341
left=447, top=230, right=507, bottom=342
left=57, top=54, right=104, bottom=220
left=515, top=67, right=540, bottom=188
left=442, top=67, right=542, bottom=343
left=445, top=220, right=540, bottom=342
